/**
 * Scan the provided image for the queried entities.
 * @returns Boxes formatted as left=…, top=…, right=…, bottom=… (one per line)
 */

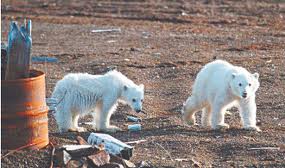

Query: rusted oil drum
left=1, top=70, right=49, bottom=149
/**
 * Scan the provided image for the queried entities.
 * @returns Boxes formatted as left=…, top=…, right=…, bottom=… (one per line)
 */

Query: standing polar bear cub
left=52, top=70, right=144, bottom=133
left=182, top=60, right=261, bottom=131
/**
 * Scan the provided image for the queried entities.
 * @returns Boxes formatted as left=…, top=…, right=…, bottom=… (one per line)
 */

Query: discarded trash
left=181, top=11, right=188, bottom=16
left=190, top=158, right=201, bottom=168
left=55, top=145, right=98, bottom=167
left=152, top=52, right=161, bottom=58
left=138, top=161, right=155, bottom=168
left=248, top=147, right=280, bottom=150
left=61, top=145, right=100, bottom=158
left=243, top=136, right=256, bottom=142
left=1, top=42, right=7, bottom=79
left=109, top=154, right=136, bottom=168
left=1, top=142, right=39, bottom=159
left=2, top=69, right=49, bottom=150
left=175, top=158, right=188, bottom=162
left=127, top=116, right=142, bottom=122
left=66, top=159, right=86, bottom=168
left=88, top=150, right=110, bottom=167
left=55, top=150, right=72, bottom=165
left=142, top=32, right=151, bottom=39
left=91, top=28, right=121, bottom=33
left=76, top=136, right=89, bottom=145
left=128, top=124, right=142, bottom=132
left=266, top=59, right=272, bottom=63
left=107, top=40, right=117, bottom=43
left=32, top=56, right=58, bottom=63
left=125, top=140, right=147, bottom=145
left=49, top=142, right=55, bottom=168
left=140, top=110, right=147, bottom=115
left=88, top=133, right=133, bottom=160
left=53, top=136, right=137, bottom=167
left=123, top=159, right=136, bottom=168
left=5, top=20, right=32, bottom=80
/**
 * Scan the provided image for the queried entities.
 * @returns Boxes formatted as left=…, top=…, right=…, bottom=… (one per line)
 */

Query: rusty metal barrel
left=1, top=70, right=49, bottom=149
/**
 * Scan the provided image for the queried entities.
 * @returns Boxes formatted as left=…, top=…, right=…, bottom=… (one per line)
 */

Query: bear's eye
left=239, top=83, right=242, bottom=87
left=249, top=83, right=251, bottom=86
left=132, top=99, right=136, bottom=102
left=141, top=99, right=144, bottom=102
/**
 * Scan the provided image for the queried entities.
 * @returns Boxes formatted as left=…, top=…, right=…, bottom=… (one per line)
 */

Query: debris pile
left=88, top=133, right=133, bottom=160
left=53, top=134, right=137, bottom=168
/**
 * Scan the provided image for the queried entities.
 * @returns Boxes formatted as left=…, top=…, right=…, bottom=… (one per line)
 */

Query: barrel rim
left=1, top=70, right=45, bottom=83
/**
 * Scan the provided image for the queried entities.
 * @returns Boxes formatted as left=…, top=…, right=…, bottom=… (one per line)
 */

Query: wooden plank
left=5, top=20, right=32, bottom=80
left=1, top=42, right=7, bottom=80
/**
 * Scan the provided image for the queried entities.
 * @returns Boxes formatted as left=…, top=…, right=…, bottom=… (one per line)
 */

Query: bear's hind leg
left=182, top=96, right=203, bottom=126
left=201, top=105, right=211, bottom=127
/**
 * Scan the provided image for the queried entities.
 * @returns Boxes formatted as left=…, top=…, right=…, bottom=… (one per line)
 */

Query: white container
left=128, top=124, right=142, bottom=132
left=87, top=133, right=133, bottom=160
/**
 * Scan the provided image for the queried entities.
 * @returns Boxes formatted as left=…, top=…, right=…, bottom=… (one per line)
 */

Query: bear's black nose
left=242, top=92, right=247, bottom=98
left=136, top=109, right=141, bottom=113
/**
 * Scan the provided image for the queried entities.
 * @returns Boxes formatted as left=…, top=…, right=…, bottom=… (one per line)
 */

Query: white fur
left=182, top=60, right=261, bottom=131
left=52, top=70, right=144, bottom=133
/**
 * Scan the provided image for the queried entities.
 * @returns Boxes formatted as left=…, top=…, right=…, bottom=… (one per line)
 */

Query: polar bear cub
left=182, top=60, right=260, bottom=131
left=52, top=70, right=144, bottom=133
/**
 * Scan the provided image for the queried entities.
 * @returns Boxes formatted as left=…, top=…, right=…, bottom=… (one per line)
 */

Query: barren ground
left=1, top=0, right=285, bottom=167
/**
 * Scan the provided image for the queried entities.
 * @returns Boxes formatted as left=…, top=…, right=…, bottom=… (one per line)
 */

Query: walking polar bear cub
left=182, top=60, right=261, bottom=131
left=52, top=70, right=144, bottom=133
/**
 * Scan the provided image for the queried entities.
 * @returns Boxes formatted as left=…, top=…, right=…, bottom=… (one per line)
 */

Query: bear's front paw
left=214, top=123, right=230, bottom=130
left=244, top=126, right=261, bottom=132
left=68, top=127, right=86, bottom=132
left=102, top=126, right=122, bottom=133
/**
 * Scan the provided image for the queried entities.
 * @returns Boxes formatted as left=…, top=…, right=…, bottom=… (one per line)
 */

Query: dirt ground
left=1, top=0, right=285, bottom=167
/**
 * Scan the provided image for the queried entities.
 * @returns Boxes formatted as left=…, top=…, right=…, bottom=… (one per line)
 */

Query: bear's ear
left=252, top=73, right=259, bottom=79
left=124, top=85, right=128, bottom=91
left=139, top=84, right=144, bottom=90
left=232, top=73, right=237, bottom=79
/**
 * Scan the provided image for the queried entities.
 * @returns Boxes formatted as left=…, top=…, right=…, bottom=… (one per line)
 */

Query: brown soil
left=1, top=0, right=285, bottom=167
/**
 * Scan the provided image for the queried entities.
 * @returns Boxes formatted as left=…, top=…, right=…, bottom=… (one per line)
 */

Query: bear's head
left=121, top=84, right=144, bottom=113
left=230, top=71, right=260, bottom=99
